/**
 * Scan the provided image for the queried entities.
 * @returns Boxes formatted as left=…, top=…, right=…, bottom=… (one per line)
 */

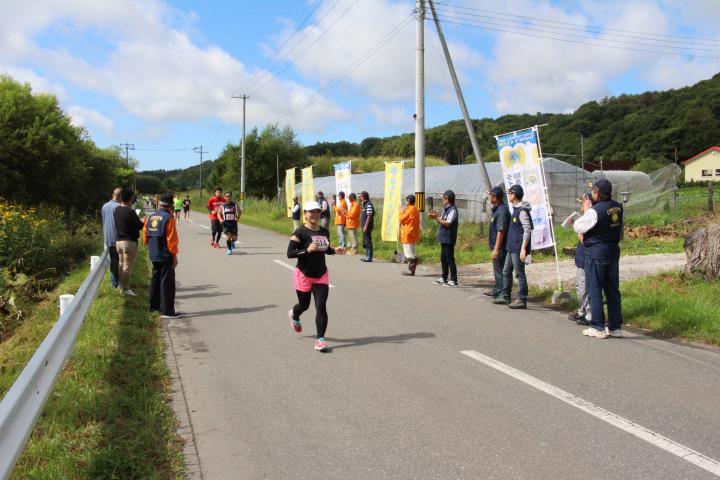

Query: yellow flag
left=285, top=168, right=295, bottom=217
left=301, top=166, right=314, bottom=208
left=381, top=161, right=404, bottom=241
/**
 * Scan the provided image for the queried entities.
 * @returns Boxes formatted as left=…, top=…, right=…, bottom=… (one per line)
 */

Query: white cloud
left=0, top=65, right=68, bottom=100
left=369, top=104, right=413, bottom=129
left=67, top=105, right=115, bottom=136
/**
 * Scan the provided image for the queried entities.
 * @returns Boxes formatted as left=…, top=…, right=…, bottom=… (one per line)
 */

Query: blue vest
left=145, top=208, right=173, bottom=262
left=575, top=241, right=585, bottom=268
left=583, top=199, right=623, bottom=259
left=437, top=204, right=459, bottom=245
left=506, top=206, right=533, bottom=253
left=489, top=202, right=510, bottom=251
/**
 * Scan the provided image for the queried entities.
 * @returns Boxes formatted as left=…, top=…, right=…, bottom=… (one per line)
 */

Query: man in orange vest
left=399, top=194, right=421, bottom=276
left=345, top=193, right=361, bottom=255
left=333, top=191, right=348, bottom=249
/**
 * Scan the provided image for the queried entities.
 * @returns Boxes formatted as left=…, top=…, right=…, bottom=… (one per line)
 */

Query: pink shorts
left=293, top=268, right=329, bottom=293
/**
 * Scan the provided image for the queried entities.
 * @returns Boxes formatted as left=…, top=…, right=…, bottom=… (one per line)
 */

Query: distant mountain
left=306, top=73, right=720, bottom=169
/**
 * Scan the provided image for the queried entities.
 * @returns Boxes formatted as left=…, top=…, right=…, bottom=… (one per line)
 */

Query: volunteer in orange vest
left=333, top=191, right=348, bottom=249
left=345, top=193, right=361, bottom=255
left=399, top=194, right=421, bottom=276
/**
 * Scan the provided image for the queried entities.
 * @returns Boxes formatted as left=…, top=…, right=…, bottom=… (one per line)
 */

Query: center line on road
left=460, top=350, right=720, bottom=477
left=199, top=225, right=210, bottom=230
left=272, top=259, right=335, bottom=288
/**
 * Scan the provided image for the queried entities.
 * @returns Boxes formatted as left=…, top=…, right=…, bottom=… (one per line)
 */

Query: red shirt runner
left=207, top=195, right=225, bottom=220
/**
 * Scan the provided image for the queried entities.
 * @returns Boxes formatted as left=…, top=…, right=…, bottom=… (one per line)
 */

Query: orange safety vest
left=346, top=200, right=361, bottom=229
left=334, top=199, right=348, bottom=225
left=399, top=204, right=420, bottom=244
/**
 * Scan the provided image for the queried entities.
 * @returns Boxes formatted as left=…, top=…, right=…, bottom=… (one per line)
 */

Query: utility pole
left=119, top=143, right=135, bottom=191
left=427, top=0, right=491, bottom=193
left=414, top=0, right=426, bottom=224
left=580, top=135, right=585, bottom=170
left=232, top=94, right=249, bottom=209
left=276, top=154, right=280, bottom=202
left=194, top=146, right=208, bottom=200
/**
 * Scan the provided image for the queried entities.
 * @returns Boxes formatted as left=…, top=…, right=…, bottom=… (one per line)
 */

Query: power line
left=432, top=0, right=720, bottom=45
left=278, top=12, right=415, bottom=123
left=430, top=15, right=720, bottom=59
left=429, top=9, right=720, bottom=54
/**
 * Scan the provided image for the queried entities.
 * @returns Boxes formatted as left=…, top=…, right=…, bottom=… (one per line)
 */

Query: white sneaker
left=122, top=289, right=137, bottom=297
left=160, top=312, right=182, bottom=319
left=433, top=278, right=447, bottom=285
left=609, top=329, right=623, bottom=338
left=583, top=327, right=608, bottom=339
left=443, top=280, right=458, bottom=287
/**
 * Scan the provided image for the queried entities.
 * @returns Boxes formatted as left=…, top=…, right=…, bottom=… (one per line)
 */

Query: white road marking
left=273, top=259, right=335, bottom=288
left=460, top=350, right=720, bottom=477
left=199, top=225, right=210, bottom=230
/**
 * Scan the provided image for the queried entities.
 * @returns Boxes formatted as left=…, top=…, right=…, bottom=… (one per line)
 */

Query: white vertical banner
left=494, top=127, right=554, bottom=250
left=333, top=161, right=352, bottom=195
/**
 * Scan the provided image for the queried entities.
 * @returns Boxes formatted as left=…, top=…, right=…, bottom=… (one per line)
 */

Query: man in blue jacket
left=430, top=190, right=459, bottom=287
left=495, top=184, right=532, bottom=309
left=485, top=186, right=510, bottom=299
left=573, top=179, right=624, bottom=339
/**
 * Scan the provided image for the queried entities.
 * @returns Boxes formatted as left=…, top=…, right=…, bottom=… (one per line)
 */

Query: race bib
left=311, top=235, right=329, bottom=252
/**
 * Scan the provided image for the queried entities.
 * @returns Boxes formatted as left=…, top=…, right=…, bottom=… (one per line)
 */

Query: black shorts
left=211, top=219, right=222, bottom=234
left=223, top=221, right=238, bottom=235
left=183, top=206, right=189, bottom=212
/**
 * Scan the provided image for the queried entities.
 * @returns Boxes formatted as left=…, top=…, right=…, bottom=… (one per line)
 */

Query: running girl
left=287, top=201, right=344, bottom=351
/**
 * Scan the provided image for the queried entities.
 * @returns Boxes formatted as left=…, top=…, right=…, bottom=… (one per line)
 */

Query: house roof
left=682, top=146, right=720, bottom=165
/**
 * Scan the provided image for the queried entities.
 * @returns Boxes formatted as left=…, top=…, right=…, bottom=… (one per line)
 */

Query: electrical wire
left=278, top=12, right=415, bottom=124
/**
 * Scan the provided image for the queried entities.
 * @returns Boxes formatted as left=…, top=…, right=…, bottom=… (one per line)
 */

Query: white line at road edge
left=460, top=350, right=720, bottom=477
left=199, top=225, right=210, bottom=230
left=272, top=259, right=335, bottom=288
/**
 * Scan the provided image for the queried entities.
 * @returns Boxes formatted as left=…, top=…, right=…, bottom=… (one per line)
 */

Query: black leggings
left=211, top=219, right=222, bottom=243
left=292, top=284, right=329, bottom=339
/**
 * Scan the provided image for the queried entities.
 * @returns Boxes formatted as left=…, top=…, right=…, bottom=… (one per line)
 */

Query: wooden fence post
left=709, top=182, right=715, bottom=213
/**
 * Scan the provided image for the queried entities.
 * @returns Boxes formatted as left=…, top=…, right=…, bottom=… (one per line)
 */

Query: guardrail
left=0, top=249, right=110, bottom=479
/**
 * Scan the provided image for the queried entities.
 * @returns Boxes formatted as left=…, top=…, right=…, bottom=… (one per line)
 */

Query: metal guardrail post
left=0, top=249, right=110, bottom=479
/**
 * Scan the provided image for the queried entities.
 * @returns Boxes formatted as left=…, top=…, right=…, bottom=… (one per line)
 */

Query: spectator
left=359, top=191, right=375, bottom=262
left=485, top=186, right=510, bottom=299
left=101, top=188, right=122, bottom=289
left=317, top=191, right=331, bottom=228
left=399, top=194, right=420, bottom=276
left=430, top=190, right=459, bottom=287
left=568, top=192, right=592, bottom=326
left=291, top=196, right=301, bottom=231
left=334, top=191, right=348, bottom=249
left=346, top=193, right=361, bottom=255
left=143, top=193, right=181, bottom=319
left=114, top=187, right=145, bottom=296
left=495, top=185, right=532, bottom=309
left=573, top=179, right=624, bottom=339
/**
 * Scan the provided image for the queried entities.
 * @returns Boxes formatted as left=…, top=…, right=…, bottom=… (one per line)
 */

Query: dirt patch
left=625, top=225, right=678, bottom=240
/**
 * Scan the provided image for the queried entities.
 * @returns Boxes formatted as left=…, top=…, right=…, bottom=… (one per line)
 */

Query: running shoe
left=213, top=242, right=220, bottom=249
left=289, top=309, right=301, bottom=333
left=314, top=338, right=328, bottom=351
left=226, top=249, right=232, bottom=255
left=443, top=280, right=458, bottom=287
left=433, top=278, right=447, bottom=285
left=160, top=312, right=183, bottom=319
left=122, top=289, right=137, bottom=297
left=582, top=327, right=608, bottom=339
left=608, top=329, right=623, bottom=338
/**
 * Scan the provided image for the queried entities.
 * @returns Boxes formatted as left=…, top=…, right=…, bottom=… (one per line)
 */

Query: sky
left=1, top=0, right=718, bottom=171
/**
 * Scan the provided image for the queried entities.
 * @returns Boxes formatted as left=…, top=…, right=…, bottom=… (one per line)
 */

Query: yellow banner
left=285, top=167, right=295, bottom=217
left=381, top=161, right=404, bottom=241
left=301, top=166, right=314, bottom=208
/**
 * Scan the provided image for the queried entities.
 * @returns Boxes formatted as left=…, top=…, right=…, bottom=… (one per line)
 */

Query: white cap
left=303, top=201, right=321, bottom=211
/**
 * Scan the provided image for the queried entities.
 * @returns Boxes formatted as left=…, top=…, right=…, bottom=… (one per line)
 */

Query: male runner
left=206, top=188, right=225, bottom=248
left=173, top=194, right=183, bottom=220
left=182, top=195, right=191, bottom=221
left=217, top=191, right=240, bottom=255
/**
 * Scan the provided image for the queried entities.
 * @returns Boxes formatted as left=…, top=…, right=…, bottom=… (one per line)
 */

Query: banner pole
left=534, top=126, right=563, bottom=291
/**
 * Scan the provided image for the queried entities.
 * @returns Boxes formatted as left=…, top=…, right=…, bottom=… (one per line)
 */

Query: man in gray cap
left=573, top=179, right=624, bottom=339
left=495, top=184, right=532, bottom=309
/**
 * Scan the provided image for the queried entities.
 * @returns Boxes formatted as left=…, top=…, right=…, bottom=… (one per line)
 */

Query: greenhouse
left=296, top=158, right=681, bottom=223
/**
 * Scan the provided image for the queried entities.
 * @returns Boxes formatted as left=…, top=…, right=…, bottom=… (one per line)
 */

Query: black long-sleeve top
left=114, top=205, right=144, bottom=242
left=287, top=226, right=335, bottom=278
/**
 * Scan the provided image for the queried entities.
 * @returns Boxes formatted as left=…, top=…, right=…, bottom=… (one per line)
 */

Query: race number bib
left=311, top=235, right=329, bottom=252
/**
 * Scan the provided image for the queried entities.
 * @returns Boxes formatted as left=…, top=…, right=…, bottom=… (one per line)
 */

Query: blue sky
left=1, top=0, right=718, bottom=171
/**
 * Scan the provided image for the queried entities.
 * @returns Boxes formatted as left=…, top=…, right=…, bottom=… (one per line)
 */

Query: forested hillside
left=306, top=73, right=720, bottom=168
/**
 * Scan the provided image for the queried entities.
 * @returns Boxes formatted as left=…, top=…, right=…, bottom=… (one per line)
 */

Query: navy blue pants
left=150, top=260, right=176, bottom=316
left=440, top=243, right=457, bottom=283
left=584, top=256, right=622, bottom=331
left=108, top=246, right=119, bottom=288
left=491, top=249, right=507, bottom=297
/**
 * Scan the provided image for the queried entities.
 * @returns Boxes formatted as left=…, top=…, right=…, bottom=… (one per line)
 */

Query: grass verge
left=0, top=248, right=186, bottom=479
left=529, top=271, right=720, bottom=347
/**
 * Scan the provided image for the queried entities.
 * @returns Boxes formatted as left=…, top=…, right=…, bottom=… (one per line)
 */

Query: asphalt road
left=165, top=210, right=720, bottom=480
